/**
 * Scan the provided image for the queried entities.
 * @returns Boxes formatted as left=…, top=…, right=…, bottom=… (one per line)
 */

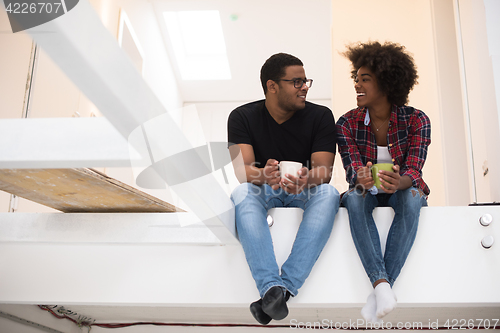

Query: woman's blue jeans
left=341, top=187, right=427, bottom=286
left=231, top=183, right=339, bottom=297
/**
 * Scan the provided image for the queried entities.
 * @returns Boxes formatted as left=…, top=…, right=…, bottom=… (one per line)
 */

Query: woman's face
left=354, top=66, right=388, bottom=109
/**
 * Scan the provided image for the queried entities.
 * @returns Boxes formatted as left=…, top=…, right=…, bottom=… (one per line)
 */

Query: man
left=228, top=53, right=339, bottom=325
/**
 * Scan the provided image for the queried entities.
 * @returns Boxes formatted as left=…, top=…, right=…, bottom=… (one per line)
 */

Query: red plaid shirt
left=336, top=105, right=431, bottom=195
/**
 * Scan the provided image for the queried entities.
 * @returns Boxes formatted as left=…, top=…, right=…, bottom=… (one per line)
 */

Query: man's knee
left=311, top=183, right=339, bottom=199
left=231, top=182, right=254, bottom=203
left=305, top=184, right=340, bottom=213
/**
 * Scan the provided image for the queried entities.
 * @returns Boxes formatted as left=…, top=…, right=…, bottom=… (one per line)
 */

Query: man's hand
left=263, top=159, right=280, bottom=190
left=355, top=161, right=374, bottom=192
left=280, top=167, right=309, bottom=194
left=379, top=165, right=401, bottom=193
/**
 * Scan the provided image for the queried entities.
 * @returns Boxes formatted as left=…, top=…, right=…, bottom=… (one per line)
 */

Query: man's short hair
left=260, top=53, right=303, bottom=95
left=342, top=41, right=418, bottom=106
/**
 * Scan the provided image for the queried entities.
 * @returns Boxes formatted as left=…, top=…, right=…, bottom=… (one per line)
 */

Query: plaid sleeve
left=336, top=116, right=365, bottom=186
left=400, top=110, right=431, bottom=190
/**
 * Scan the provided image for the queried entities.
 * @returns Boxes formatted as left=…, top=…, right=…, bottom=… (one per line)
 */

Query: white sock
left=374, top=282, right=397, bottom=318
left=361, top=291, right=382, bottom=324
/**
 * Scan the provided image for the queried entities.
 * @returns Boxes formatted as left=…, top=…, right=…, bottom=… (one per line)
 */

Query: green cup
left=371, top=163, right=395, bottom=189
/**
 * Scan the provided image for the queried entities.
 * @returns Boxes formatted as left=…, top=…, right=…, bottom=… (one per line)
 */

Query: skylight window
left=163, top=10, right=231, bottom=80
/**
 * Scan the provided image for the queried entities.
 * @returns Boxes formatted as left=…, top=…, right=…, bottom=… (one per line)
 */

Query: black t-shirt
left=227, top=100, right=336, bottom=169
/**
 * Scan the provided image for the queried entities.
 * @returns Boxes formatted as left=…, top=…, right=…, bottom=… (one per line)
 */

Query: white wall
left=467, top=0, right=500, bottom=202
left=429, top=0, right=472, bottom=206
left=484, top=0, right=500, bottom=148
left=456, top=0, right=500, bottom=203
left=0, top=17, right=32, bottom=120
left=485, top=0, right=500, bottom=144
left=0, top=0, right=184, bottom=212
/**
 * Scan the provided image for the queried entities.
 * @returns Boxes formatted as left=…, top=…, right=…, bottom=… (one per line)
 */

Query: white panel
left=0, top=117, right=142, bottom=168
left=0, top=212, right=219, bottom=244
left=484, top=0, right=500, bottom=56
left=430, top=0, right=472, bottom=206
left=28, top=47, right=81, bottom=119
left=0, top=8, right=32, bottom=120
left=0, top=207, right=498, bottom=306
left=457, top=0, right=500, bottom=202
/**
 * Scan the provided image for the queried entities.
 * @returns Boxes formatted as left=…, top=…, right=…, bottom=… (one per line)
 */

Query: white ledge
left=0, top=118, right=142, bottom=169
left=0, top=206, right=499, bottom=308
left=0, top=212, right=220, bottom=245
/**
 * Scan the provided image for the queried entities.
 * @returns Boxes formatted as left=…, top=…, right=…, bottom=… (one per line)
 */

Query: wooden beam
left=0, top=168, right=181, bottom=213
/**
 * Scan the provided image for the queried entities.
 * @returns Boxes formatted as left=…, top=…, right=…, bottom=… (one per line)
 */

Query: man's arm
left=307, top=151, right=335, bottom=186
left=229, top=143, right=281, bottom=190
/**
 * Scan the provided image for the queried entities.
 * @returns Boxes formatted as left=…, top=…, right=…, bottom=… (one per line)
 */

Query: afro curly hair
left=342, top=41, right=418, bottom=106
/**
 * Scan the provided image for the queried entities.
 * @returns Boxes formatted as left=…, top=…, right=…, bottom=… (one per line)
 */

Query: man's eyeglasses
left=277, top=78, right=313, bottom=89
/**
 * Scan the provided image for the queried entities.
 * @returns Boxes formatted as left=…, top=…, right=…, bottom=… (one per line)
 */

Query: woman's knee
left=341, top=188, right=368, bottom=209
left=397, top=187, right=426, bottom=208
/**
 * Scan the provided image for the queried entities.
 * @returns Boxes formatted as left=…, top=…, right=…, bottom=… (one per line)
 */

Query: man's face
left=276, top=65, right=309, bottom=112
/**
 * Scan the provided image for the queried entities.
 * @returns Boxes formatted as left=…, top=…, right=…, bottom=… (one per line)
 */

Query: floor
left=1, top=304, right=500, bottom=332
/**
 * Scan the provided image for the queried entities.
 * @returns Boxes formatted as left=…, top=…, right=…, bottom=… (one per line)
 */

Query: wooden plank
left=0, top=168, right=182, bottom=213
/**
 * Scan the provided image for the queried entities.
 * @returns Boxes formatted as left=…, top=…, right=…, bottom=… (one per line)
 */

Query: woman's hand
left=379, top=165, right=401, bottom=193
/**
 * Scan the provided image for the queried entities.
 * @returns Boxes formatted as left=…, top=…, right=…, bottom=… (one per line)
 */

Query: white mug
left=279, top=161, right=303, bottom=181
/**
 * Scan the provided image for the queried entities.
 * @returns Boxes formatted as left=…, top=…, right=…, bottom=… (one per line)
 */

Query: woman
left=336, top=41, right=431, bottom=322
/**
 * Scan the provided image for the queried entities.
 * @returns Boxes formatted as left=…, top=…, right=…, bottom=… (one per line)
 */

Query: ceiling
left=151, top=0, right=332, bottom=104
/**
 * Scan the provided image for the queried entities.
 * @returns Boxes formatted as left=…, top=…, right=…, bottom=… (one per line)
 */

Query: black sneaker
left=249, top=298, right=272, bottom=325
left=261, top=286, right=288, bottom=320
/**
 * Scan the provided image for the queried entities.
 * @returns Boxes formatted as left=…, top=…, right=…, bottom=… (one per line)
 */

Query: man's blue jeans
left=231, top=183, right=339, bottom=298
left=341, top=187, right=427, bottom=286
